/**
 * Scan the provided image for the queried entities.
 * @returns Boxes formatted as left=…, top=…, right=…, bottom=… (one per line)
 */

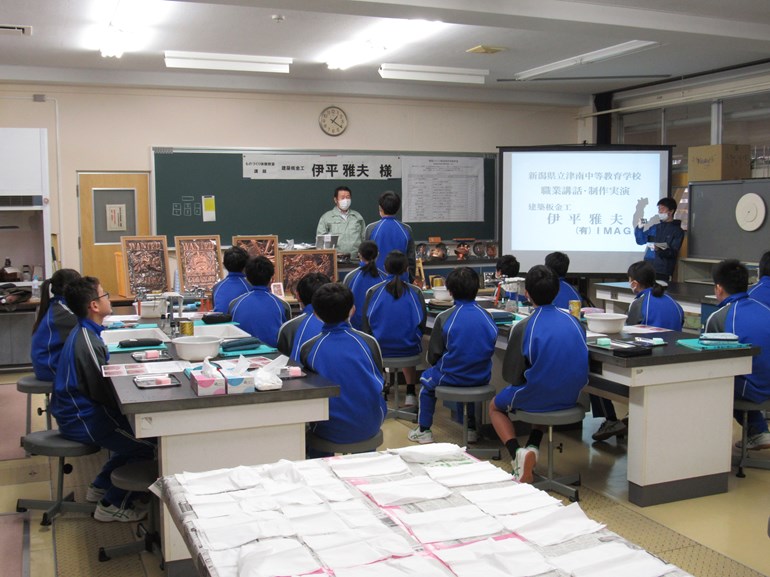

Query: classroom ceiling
left=1, top=0, right=770, bottom=107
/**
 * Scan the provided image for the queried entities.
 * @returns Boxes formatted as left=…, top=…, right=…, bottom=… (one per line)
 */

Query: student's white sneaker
left=512, top=446, right=539, bottom=483
left=402, top=394, right=417, bottom=407
left=85, top=484, right=106, bottom=503
left=407, top=427, right=434, bottom=444
left=735, top=431, right=770, bottom=451
left=93, top=502, right=147, bottom=523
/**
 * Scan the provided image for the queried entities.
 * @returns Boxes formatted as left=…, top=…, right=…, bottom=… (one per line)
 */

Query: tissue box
left=189, top=370, right=226, bottom=396
left=222, top=371, right=256, bottom=394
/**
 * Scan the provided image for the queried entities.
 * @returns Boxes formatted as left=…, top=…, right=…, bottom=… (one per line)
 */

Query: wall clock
left=319, top=106, right=348, bottom=136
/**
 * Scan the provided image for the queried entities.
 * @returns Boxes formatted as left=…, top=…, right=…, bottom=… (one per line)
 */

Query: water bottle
left=31, top=276, right=41, bottom=300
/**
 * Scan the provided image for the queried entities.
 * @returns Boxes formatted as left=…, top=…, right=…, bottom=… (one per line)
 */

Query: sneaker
left=466, top=428, right=479, bottom=444
left=85, top=484, right=107, bottom=503
left=93, top=502, right=147, bottom=523
left=403, top=394, right=417, bottom=407
left=512, top=446, right=538, bottom=483
left=407, top=427, right=434, bottom=444
left=735, top=431, right=770, bottom=451
left=592, top=419, right=627, bottom=441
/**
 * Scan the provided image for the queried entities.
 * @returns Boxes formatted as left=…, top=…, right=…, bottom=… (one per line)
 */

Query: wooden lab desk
left=109, top=352, right=339, bottom=576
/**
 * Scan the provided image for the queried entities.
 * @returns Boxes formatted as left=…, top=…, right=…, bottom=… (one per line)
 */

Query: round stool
left=734, top=398, right=770, bottom=478
left=306, top=429, right=384, bottom=455
left=16, top=429, right=100, bottom=525
left=435, top=384, right=500, bottom=459
left=383, top=354, right=422, bottom=422
left=509, top=405, right=586, bottom=501
left=16, top=375, right=53, bottom=439
left=98, top=460, right=162, bottom=565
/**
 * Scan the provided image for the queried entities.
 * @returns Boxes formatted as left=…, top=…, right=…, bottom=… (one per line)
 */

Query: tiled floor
left=3, top=373, right=769, bottom=577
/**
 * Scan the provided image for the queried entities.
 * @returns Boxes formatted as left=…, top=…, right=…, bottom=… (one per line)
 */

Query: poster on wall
left=121, top=235, right=170, bottom=296
left=175, top=235, right=222, bottom=292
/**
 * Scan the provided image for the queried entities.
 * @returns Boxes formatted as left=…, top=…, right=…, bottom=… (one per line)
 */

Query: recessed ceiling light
left=466, top=45, right=505, bottom=55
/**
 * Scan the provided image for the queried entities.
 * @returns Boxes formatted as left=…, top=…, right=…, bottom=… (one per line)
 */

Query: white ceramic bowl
left=432, top=286, right=451, bottom=301
left=584, top=313, right=627, bottom=334
left=172, top=336, right=222, bottom=361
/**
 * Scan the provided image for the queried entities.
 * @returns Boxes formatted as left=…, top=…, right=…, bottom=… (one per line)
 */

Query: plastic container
left=584, top=313, right=627, bottom=334
left=31, top=276, right=41, bottom=300
left=171, top=336, right=222, bottom=361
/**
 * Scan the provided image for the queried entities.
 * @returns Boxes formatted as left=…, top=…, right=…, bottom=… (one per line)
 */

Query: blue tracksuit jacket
left=626, top=288, right=684, bottom=330
left=748, top=276, right=770, bottom=308
left=552, top=278, right=581, bottom=310
left=342, top=264, right=387, bottom=330
left=212, top=272, right=251, bottom=313
left=229, top=285, right=291, bottom=347
left=276, top=304, right=324, bottom=362
left=362, top=278, right=427, bottom=358
left=30, top=296, right=78, bottom=381
left=365, top=216, right=416, bottom=279
left=634, top=219, right=685, bottom=279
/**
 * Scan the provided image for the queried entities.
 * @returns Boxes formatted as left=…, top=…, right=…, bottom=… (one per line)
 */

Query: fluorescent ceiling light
left=100, top=24, right=127, bottom=58
left=320, top=19, right=448, bottom=70
left=164, top=51, right=293, bottom=73
left=514, top=40, right=659, bottom=81
left=93, top=0, right=168, bottom=58
left=379, top=63, right=488, bottom=84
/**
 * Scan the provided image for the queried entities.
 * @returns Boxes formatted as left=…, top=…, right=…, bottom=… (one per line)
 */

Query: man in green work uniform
left=316, top=186, right=366, bottom=259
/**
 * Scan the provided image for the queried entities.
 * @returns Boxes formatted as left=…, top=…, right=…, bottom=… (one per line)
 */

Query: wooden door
left=78, top=173, right=150, bottom=295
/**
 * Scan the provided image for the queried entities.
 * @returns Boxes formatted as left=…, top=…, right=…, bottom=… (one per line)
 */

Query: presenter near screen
left=633, top=197, right=684, bottom=282
left=316, top=186, right=366, bottom=260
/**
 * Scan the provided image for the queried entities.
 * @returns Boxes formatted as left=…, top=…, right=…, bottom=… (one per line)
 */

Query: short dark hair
left=223, top=246, right=249, bottom=273
left=544, top=252, right=570, bottom=278
left=496, top=255, right=520, bottom=277
left=334, top=186, right=351, bottom=199
left=712, top=259, right=748, bottom=295
left=525, top=265, right=559, bottom=306
left=358, top=240, right=378, bottom=262
left=244, top=256, right=274, bottom=286
left=446, top=267, right=479, bottom=301
left=378, top=191, right=401, bottom=215
left=296, top=272, right=331, bottom=306
left=759, top=250, right=770, bottom=278
left=64, top=276, right=100, bottom=318
left=312, top=283, right=354, bottom=324
left=657, top=197, right=677, bottom=212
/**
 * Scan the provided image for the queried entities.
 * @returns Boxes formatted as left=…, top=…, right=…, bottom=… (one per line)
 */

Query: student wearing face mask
left=633, top=197, right=685, bottom=282
left=316, top=186, right=366, bottom=259
left=626, top=260, right=684, bottom=330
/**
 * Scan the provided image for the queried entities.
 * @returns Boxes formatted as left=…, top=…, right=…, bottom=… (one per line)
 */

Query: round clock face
left=319, top=106, right=348, bottom=136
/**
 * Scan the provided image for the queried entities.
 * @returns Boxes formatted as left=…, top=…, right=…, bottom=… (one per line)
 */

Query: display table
left=159, top=447, right=692, bottom=577
left=109, top=352, right=339, bottom=575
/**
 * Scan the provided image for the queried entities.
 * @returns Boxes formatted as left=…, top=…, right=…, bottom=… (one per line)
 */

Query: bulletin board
left=152, top=149, right=497, bottom=245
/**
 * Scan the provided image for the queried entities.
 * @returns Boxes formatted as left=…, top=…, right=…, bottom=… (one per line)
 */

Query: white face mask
left=658, top=211, right=669, bottom=222
left=338, top=198, right=351, bottom=211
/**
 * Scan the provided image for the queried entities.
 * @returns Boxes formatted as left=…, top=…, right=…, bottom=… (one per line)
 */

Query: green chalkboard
left=153, top=149, right=496, bottom=245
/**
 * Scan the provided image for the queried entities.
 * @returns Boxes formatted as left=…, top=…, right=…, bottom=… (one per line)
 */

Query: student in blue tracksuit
left=363, top=251, right=427, bottom=406
left=277, top=272, right=330, bottom=362
left=229, top=256, right=291, bottom=347
left=50, top=277, right=156, bottom=522
left=342, top=240, right=387, bottom=330
left=490, top=265, right=588, bottom=483
left=633, top=197, right=685, bottom=282
left=495, top=254, right=525, bottom=303
left=408, top=267, right=498, bottom=444
left=705, top=259, right=770, bottom=451
left=364, top=191, right=415, bottom=281
left=626, top=260, right=684, bottom=330
left=544, top=251, right=581, bottom=310
left=299, top=283, right=386, bottom=452
left=748, top=250, right=770, bottom=307
left=212, top=246, right=251, bottom=313
left=30, top=268, right=81, bottom=381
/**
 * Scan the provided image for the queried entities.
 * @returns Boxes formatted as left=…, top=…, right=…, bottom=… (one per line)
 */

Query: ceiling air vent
left=0, top=25, right=33, bottom=37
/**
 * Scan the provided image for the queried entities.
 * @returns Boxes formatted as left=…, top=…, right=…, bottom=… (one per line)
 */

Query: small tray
left=133, top=374, right=181, bottom=388
left=589, top=339, right=653, bottom=357
left=131, top=350, right=173, bottom=362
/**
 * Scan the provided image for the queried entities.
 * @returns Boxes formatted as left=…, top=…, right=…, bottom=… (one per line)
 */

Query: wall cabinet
left=0, top=310, right=35, bottom=367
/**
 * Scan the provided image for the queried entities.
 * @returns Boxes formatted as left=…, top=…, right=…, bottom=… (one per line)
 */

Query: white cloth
left=433, top=536, right=553, bottom=577
left=498, top=505, right=563, bottom=532
left=394, top=504, right=504, bottom=543
left=389, top=443, right=469, bottom=463
left=514, top=502, right=605, bottom=546
left=238, top=538, right=322, bottom=577
left=358, top=476, right=452, bottom=506
left=194, top=510, right=295, bottom=550
left=424, top=461, right=512, bottom=487
left=334, top=554, right=456, bottom=577
left=550, top=542, right=677, bottom=577
left=328, top=453, right=410, bottom=479
left=461, top=484, right=561, bottom=515
left=302, top=524, right=414, bottom=570
left=330, top=500, right=385, bottom=528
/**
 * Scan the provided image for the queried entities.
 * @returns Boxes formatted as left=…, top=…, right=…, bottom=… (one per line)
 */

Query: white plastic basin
left=193, top=324, right=251, bottom=339
left=584, top=313, right=627, bottom=334
left=101, top=327, right=170, bottom=345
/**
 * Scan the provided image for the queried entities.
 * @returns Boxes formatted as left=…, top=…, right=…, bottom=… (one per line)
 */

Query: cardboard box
left=223, top=372, right=255, bottom=394
left=688, top=144, right=751, bottom=181
left=189, top=370, right=226, bottom=396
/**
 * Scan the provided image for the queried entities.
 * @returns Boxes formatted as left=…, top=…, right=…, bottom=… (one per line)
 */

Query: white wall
left=0, top=84, right=581, bottom=269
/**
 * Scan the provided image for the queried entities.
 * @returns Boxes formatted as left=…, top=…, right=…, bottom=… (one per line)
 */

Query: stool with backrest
left=16, top=375, right=53, bottom=441
left=306, top=429, right=383, bottom=455
left=509, top=405, right=586, bottom=501
left=16, top=429, right=100, bottom=525
left=435, top=384, right=500, bottom=460
left=734, top=398, right=770, bottom=478
left=382, top=355, right=421, bottom=422
left=98, top=460, right=163, bottom=565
